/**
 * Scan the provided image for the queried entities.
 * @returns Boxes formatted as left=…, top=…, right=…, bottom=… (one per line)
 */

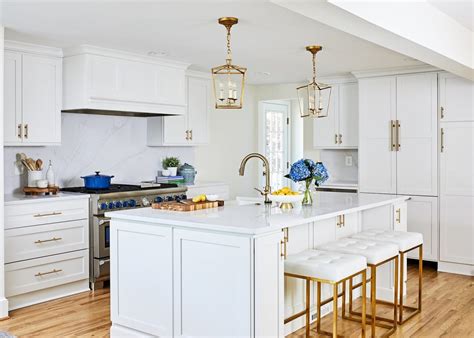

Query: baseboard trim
left=110, top=324, right=154, bottom=337
left=438, top=261, right=474, bottom=276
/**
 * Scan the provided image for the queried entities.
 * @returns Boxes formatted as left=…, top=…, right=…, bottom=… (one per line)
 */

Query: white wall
left=194, top=85, right=259, bottom=199
left=0, top=25, right=9, bottom=318
left=4, top=114, right=194, bottom=194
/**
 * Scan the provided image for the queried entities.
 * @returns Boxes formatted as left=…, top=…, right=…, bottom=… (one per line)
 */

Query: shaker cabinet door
left=439, top=72, right=474, bottom=122
left=187, top=76, right=210, bottom=145
left=4, top=51, right=22, bottom=145
left=313, top=85, right=338, bottom=148
left=338, top=82, right=358, bottom=148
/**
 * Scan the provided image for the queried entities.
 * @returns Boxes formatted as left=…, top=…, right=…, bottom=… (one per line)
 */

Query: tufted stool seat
left=317, top=238, right=400, bottom=337
left=284, top=250, right=368, bottom=338
left=351, top=229, right=424, bottom=324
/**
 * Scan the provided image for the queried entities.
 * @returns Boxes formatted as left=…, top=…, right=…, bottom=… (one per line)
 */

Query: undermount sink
left=236, top=196, right=265, bottom=206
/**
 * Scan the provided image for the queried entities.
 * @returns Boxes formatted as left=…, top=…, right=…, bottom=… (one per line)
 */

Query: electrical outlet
left=345, top=155, right=353, bottom=167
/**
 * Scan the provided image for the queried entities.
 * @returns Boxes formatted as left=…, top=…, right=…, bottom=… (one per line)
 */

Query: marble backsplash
left=4, top=113, right=194, bottom=194
left=319, top=149, right=358, bottom=183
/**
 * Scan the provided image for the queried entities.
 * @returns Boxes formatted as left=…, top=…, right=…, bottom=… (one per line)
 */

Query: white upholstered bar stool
left=284, top=250, right=368, bottom=338
left=317, top=238, right=399, bottom=337
left=351, top=229, right=423, bottom=324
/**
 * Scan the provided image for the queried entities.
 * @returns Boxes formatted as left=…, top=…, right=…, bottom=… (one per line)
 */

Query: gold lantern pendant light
left=297, top=45, right=332, bottom=118
left=212, top=17, right=247, bottom=109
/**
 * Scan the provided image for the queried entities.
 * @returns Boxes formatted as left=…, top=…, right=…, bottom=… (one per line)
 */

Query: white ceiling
left=429, top=0, right=474, bottom=31
left=1, top=1, right=423, bottom=84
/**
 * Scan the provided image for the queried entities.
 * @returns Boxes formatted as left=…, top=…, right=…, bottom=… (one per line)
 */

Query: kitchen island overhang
left=106, top=192, right=409, bottom=337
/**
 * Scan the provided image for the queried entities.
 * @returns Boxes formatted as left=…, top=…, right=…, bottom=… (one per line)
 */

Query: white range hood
left=62, top=45, right=190, bottom=117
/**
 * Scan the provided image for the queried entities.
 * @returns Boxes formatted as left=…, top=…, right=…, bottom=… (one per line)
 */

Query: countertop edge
left=4, top=192, right=90, bottom=205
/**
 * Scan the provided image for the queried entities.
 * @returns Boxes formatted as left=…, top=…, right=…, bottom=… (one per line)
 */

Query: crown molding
left=186, top=69, right=211, bottom=79
left=63, top=45, right=190, bottom=70
left=5, top=40, right=63, bottom=58
left=351, top=65, right=439, bottom=79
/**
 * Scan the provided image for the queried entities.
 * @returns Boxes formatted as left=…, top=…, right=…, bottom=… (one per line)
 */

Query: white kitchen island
left=106, top=192, right=409, bottom=337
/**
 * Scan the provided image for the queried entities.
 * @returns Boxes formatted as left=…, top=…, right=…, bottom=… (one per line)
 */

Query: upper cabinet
left=313, top=81, right=358, bottom=149
left=439, top=72, right=474, bottom=122
left=4, top=41, right=62, bottom=146
left=359, top=72, right=438, bottom=196
left=63, top=46, right=189, bottom=116
left=147, top=73, right=211, bottom=146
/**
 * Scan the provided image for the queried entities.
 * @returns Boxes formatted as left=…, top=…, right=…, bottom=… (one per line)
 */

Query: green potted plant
left=162, top=157, right=180, bottom=176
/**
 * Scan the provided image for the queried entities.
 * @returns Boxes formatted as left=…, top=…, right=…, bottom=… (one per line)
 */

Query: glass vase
left=302, top=179, right=313, bottom=205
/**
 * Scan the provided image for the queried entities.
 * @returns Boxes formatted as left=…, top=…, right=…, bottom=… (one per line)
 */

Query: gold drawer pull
left=34, top=237, right=62, bottom=244
left=396, top=208, right=401, bottom=223
left=33, top=211, right=62, bottom=218
left=35, top=268, right=63, bottom=277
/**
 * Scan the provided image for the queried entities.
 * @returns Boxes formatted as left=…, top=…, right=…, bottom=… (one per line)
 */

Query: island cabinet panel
left=173, top=229, right=252, bottom=337
left=335, top=212, right=359, bottom=239
left=110, top=221, right=173, bottom=337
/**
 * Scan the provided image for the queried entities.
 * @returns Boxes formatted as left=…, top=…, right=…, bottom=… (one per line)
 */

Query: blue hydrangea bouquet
left=285, top=159, right=329, bottom=205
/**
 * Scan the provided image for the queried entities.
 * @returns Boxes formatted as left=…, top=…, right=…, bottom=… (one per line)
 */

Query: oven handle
left=99, top=258, right=110, bottom=265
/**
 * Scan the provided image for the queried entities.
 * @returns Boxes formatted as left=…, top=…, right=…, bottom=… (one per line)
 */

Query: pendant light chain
left=226, top=27, right=232, bottom=64
left=312, top=52, right=317, bottom=83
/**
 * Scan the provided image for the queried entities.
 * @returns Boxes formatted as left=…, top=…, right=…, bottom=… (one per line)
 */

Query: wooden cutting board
left=151, top=199, right=224, bottom=212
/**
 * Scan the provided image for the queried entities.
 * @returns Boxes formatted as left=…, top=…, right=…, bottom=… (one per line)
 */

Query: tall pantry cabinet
left=358, top=72, right=439, bottom=262
left=438, top=72, right=474, bottom=273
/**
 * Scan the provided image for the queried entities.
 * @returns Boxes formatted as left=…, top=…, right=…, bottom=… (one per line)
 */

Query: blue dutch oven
left=81, top=171, right=114, bottom=189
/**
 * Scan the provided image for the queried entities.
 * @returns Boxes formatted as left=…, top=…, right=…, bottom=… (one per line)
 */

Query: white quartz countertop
left=4, top=192, right=90, bottom=205
left=106, top=192, right=409, bottom=235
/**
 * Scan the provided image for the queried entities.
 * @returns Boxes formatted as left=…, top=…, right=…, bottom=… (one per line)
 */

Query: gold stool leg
left=333, top=283, right=338, bottom=338
left=399, top=251, right=405, bottom=324
left=317, top=281, right=322, bottom=334
left=393, top=255, right=399, bottom=330
left=342, top=281, right=346, bottom=318
left=306, top=278, right=311, bottom=338
left=349, top=277, right=353, bottom=314
left=419, top=245, right=423, bottom=312
left=370, top=265, right=376, bottom=338
left=361, top=270, right=367, bottom=338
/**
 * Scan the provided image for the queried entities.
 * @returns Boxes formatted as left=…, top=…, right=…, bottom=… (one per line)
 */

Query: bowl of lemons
left=269, top=187, right=303, bottom=209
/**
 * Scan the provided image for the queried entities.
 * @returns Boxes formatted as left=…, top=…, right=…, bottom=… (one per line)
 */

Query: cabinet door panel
left=335, top=212, right=358, bottom=239
left=89, top=55, right=119, bottom=99
left=22, top=54, right=61, bottom=144
left=156, top=66, right=186, bottom=106
left=313, top=85, right=338, bottom=148
left=163, top=115, right=188, bottom=145
left=338, top=82, right=358, bottom=148
left=4, top=51, right=22, bottom=144
left=187, top=77, right=210, bottom=144
left=359, top=77, right=397, bottom=194
left=396, top=73, right=438, bottom=196
left=439, top=72, right=474, bottom=122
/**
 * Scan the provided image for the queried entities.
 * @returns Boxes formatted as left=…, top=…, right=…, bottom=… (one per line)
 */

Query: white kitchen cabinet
left=4, top=42, right=62, bottom=146
left=147, top=74, right=211, bottom=146
left=359, top=76, right=397, bottom=194
left=335, top=212, right=359, bottom=239
left=313, top=82, right=358, bottom=149
left=439, top=122, right=474, bottom=266
left=359, top=73, right=438, bottom=197
left=63, top=45, right=188, bottom=116
left=406, top=196, right=438, bottom=262
left=439, top=72, right=474, bottom=122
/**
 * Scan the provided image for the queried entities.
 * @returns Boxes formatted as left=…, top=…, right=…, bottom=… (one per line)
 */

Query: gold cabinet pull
left=35, top=268, right=62, bottom=277
left=17, top=124, right=22, bottom=139
left=395, top=120, right=401, bottom=151
left=190, top=129, right=193, bottom=141
left=440, top=106, right=445, bottom=119
left=24, top=123, right=28, bottom=139
left=441, top=128, right=445, bottom=152
left=337, top=215, right=345, bottom=228
left=390, top=120, right=396, bottom=151
left=338, top=134, right=343, bottom=144
left=185, top=130, right=189, bottom=140
left=281, top=227, right=289, bottom=259
left=34, top=237, right=62, bottom=244
left=396, top=208, right=401, bottom=223
left=33, top=211, right=62, bottom=218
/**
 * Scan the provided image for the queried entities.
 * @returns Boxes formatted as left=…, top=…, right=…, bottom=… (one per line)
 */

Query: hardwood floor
left=0, top=264, right=472, bottom=337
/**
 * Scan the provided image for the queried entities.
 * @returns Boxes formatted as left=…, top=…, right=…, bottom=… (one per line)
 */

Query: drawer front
left=5, top=198, right=89, bottom=229
left=5, top=219, right=89, bottom=263
left=5, top=250, right=89, bottom=297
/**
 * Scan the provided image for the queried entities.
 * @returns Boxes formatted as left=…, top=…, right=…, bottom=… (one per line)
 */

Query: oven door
left=94, top=216, right=110, bottom=258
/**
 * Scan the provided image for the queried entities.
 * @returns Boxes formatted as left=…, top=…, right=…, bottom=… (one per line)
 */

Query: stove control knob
left=115, top=201, right=123, bottom=208
left=154, top=196, right=163, bottom=203
left=174, top=195, right=182, bottom=202
left=180, top=194, right=187, bottom=200
left=108, top=202, right=115, bottom=209
left=166, top=196, right=174, bottom=202
left=99, top=202, right=108, bottom=210
left=128, top=199, right=136, bottom=207
left=122, top=200, right=129, bottom=208
left=141, top=197, right=150, bottom=207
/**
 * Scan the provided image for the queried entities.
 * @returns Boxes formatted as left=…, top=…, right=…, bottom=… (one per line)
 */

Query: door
left=359, top=77, right=397, bottom=194
left=261, top=101, right=290, bottom=190
left=22, top=54, right=61, bottom=144
left=187, top=76, right=210, bottom=145
left=439, top=72, right=474, bottom=122
left=338, top=82, right=359, bottom=148
left=439, top=122, right=474, bottom=265
left=163, top=115, right=188, bottom=145
left=406, top=196, right=438, bottom=262
left=313, top=85, right=338, bottom=148
left=396, top=73, right=438, bottom=196
left=4, top=51, right=22, bottom=144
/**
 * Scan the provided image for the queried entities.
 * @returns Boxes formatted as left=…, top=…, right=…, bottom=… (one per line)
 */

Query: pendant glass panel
left=212, top=63, right=246, bottom=109
left=297, top=82, right=332, bottom=118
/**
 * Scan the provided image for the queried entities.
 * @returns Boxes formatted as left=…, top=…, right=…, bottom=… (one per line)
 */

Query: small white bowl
left=206, top=194, right=218, bottom=201
left=36, top=179, right=48, bottom=188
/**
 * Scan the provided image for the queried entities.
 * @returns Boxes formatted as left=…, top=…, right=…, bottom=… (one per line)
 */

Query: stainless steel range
left=62, top=183, right=187, bottom=290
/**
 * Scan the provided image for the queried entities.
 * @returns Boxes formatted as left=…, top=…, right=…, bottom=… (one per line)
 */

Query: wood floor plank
left=0, top=264, right=472, bottom=337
